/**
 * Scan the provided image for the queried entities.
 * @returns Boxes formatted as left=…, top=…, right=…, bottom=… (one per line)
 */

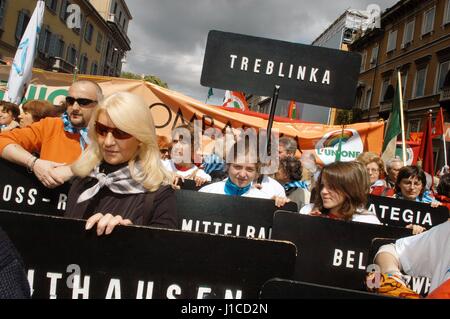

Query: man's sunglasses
left=66, top=96, right=97, bottom=107
left=94, top=121, right=133, bottom=140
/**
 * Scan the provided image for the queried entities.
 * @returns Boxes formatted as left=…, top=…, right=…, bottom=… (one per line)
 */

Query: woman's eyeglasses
left=66, top=96, right=97, bottom=107
left=94, top=121, right=133, bottom=140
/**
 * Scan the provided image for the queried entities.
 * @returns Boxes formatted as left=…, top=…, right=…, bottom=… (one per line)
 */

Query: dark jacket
left=65, top=176, right=178, bottom=229
left=0, top=227, right=30, bottom=299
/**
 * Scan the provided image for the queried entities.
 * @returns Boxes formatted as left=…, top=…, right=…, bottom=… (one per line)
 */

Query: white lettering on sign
left=2, top=185, right=39, bottom=206
left=332, top=249, right=366, bottom=269
left=47, top=272, right=62, bottom=299
left=27, top=266, right=244, bottom=299
left=181, top=219, right=271, bottom=239
left=228, top=55, right=332, bottom=85
left=368, top=203, right=433, bottom=226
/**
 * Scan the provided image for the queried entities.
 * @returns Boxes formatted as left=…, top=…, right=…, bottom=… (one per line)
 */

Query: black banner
left=201, top=30, right=361, bottom=109
left=271, top=211, right=431, bottom=294
left=177, top=190, right=298, bottom=239
left=368, top=195, right=448, bottom=229
left=260, top=278, right=393, bottom=299
left=0, top=159, right=69, bottom=216
left=0, top=159, right=298, bottom=239
left=0, top=210, right=296, bottom=299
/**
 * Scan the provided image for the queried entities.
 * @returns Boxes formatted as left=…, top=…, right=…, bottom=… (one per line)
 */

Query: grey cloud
left=124, top=0, right=397, bottom=103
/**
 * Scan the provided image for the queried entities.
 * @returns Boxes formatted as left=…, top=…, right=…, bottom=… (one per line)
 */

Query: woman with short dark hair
left=0, top=101, right=20, bottom=133
left=19, top=100, right=65, bottom=127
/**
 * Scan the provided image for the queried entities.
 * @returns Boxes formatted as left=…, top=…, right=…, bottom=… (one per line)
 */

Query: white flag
left=3, top=0, right=45, bottom=104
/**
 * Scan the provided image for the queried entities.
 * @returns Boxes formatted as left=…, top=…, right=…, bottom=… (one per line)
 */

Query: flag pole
left=397, top=71, right=407, bottom=166
left=440, top=108, right=448, bottom=168
left=335, top=124, right=345, bottom=162
left=443, top=134, right=448, bottom=168
left=256, top=85, right=280, bottom=184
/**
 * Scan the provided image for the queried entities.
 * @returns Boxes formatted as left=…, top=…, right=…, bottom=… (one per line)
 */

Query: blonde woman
left=65, top=92, right=177, bottom=235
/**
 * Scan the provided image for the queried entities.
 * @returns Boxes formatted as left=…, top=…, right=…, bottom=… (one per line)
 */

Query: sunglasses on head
left=66, top=96, right=97, bottom=107
left=94, top=121, right=133, bottom=140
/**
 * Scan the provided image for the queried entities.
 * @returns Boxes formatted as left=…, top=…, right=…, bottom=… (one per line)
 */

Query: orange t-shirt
left=0, top=117, right=83, bottom=164
left=427, top=278, right=450, bottom=299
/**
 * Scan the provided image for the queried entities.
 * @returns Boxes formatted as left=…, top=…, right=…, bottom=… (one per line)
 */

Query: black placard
left=271, top=211, right=426, bottom=292
left=177, top=190, right=297, bottom=239
left=0, top=159, right=69, bottom=216
left=0, top=159, right=298, bottom=239
left=260, top=278, right=394, bottom=299
left=0, top=210, right=296, bottom=299
left=201, top=30, right=361, bottom=109
left=368, top=195, right=448, bottom=229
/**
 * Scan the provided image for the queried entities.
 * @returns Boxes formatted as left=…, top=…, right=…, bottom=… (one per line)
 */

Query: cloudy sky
left=124, top=0, right=398, bottom=105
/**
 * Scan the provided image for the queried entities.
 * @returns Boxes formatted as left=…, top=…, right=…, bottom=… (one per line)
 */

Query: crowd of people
left=0, top=80, right=448, bottom=298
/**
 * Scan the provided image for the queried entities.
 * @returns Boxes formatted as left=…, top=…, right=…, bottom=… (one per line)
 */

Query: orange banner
left=0, top=66, right=384, bottom=164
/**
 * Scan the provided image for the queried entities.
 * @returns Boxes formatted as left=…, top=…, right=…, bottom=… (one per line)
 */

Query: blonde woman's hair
left=71, top=92, right=173, bottom=191
left=313, top=161, right=370, bottom=221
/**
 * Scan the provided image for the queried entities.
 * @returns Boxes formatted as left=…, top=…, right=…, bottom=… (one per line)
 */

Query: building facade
left=350, top=0, right=450, bottom=168
left=350, top=1, right=450, bottom=131
left=0, top=0, right=131, bottom=77
left=311, top=9, right=378, bottom=124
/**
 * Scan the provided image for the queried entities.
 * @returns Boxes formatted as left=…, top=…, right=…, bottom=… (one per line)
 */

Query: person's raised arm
left=1, top=144, right=66, bottom=188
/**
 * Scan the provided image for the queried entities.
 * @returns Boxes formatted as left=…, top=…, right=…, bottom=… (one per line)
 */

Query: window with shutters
left=363, top=88, right=372, bottom=110
left=422, top=7, right=435, bottom=36
left=414, top=66, right=427, bottom=98
left=96, top=32, right=102, bottom=52
left=386, top=30, right=397, bottom=53
left=59, top=0, right=68, bottom=21
left=436, top=61, right=450, bottom=93
left=402, top=20, right=415, bottom=48
left=79, top=54, right=88, bottom=74
left=0, top=0, right=8, bottom=31
left=445, top=0, right=450, bottom=25
left=57, top=38, right=65, bottom=57
left=66, top=45, right=76, bottom=65
left=84, top=22, right=93, bottom=43
left=15, top=10, right=30, bottom=44
left=45, top=0, right=58, bottom=13
left=90, top=62, right=98, bottom=75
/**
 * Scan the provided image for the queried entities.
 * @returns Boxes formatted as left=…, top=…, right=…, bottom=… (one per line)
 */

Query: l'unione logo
left=315, top=129, right=363, bottom=165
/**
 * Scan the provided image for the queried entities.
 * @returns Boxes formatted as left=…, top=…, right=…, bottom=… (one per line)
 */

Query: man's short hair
left=71, top=80, right=103, bottom=101
left=385, top=156, right=403, bottom=170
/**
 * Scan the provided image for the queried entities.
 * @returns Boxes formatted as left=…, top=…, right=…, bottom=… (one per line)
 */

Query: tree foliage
left=121, top=72, right=168, bottom=88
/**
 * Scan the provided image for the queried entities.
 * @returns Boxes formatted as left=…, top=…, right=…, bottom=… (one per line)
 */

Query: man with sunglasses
left=0, top=80, right=103, bottom=188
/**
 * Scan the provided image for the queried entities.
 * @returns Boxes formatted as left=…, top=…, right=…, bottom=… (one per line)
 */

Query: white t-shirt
left=163, top=159, right=211, bottom=181
left=199, top=179, right=270, bottom=199
left=396, top=221, right=450, bottom=292
left=258, top=176, right=286, bottom=198
left=299, top=203, right=382, bottom=225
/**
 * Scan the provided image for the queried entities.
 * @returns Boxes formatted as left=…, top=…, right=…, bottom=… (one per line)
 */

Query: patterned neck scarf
left=284, top=180, right=309, bottom=191
left=76, top=163, right=147, bottom=203
left=61, top=112, right=90, bottom=151
left=224, top=178, right=251, bottom=196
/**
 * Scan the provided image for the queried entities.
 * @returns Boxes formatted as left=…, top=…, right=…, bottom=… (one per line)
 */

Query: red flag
left=418, top=113, right=435, bottom=178
left=287, top=100, right=297, bottom=119
left=432, top=107, right=444, bottom=138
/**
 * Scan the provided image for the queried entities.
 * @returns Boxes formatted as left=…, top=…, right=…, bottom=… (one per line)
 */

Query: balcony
left=107, top=14, right=131, bottom=50
left=48, top=57, right=75, bottom=74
